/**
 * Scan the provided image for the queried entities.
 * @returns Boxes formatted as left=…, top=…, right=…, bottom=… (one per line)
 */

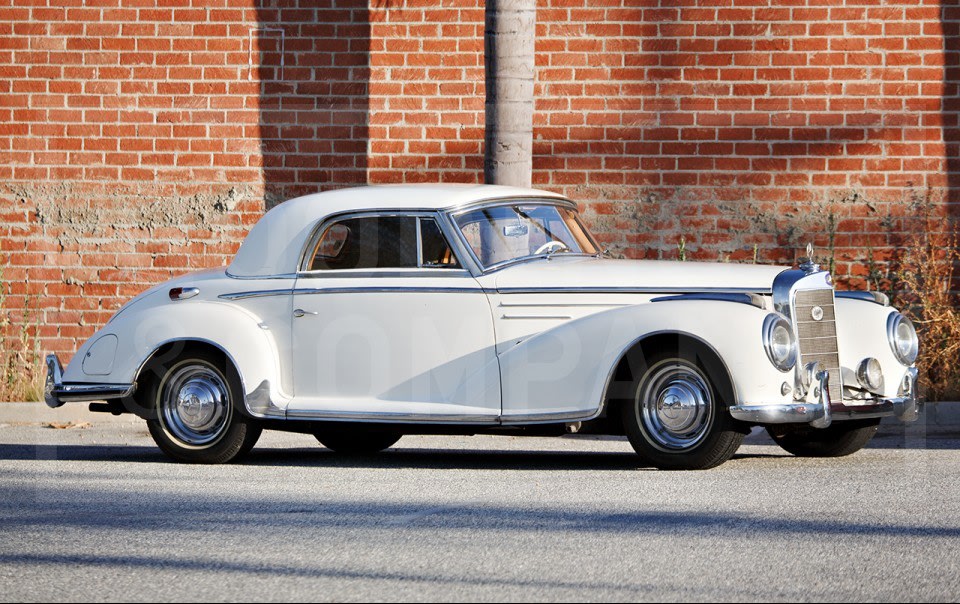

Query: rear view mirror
left=503, top=224, right=528, bottom=238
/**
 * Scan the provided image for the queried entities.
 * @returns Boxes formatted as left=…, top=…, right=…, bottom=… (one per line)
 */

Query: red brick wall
left=0, top=0, right=956, bottom=368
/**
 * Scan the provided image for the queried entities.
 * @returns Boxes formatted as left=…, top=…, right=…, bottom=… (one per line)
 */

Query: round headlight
left=856, top=357, right=884, bottom=392
left=763, top=314, right=798, bottom=372
left=887, top=312, right=919, bottom=365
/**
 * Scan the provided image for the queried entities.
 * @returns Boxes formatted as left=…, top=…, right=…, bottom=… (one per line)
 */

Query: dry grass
left=893, top=228, right=960, bottom=401
left=0, top=262, right=44, bottom=402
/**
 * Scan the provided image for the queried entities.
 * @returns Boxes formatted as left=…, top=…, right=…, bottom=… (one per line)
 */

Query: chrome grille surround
left=793, top=288, right=843, bottom=404
left=772, top=269, right=843, bottom=404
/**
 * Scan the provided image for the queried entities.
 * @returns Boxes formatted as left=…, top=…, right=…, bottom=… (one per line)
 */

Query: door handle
left=293, top=308, right=318, bottom=318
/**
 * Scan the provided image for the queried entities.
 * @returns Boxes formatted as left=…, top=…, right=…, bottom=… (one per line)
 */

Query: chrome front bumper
left=44, top=354, right=134, bottom=409
left=729, top=367, right=921, bottom=428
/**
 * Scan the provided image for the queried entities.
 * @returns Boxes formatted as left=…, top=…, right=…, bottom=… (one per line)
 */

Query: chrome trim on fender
left=296, top=269, right=472, bottom=280
left=295, top=286, right=483, bottom=296
left=599, top=329, right=740, bottom=419
left=225, top=271, right=298, bottom=280
left=217, top=284, right=769, bottom=306
left=836, top=291, right=890, bottom=306
left=220, top=286, right=485, bottom=301
left=651, top=292, right=768, bottom=309
left=500, top=409, right=603, bottom=425
left=500, top=314, right=572, bottom=320
left=131, top=336, right=284, bottom=420
left=494, top=286, right=770, bottom=296
left=498, top=302, right=631, bottom=308
left=219, top=289, right=294, bottom=301
left=284, top=409, right=500, bottom=425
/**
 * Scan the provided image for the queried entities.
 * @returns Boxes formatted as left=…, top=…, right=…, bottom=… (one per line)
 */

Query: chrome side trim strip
left=296, top=269, right=472, bottom=279
left=500, top=409, right=602, bottom=424
left=836, top=291, right=890, bottom=306
left=220, top=286, right=486, bottom=300
left=651, top=292, right=767, bottom=309
left=284, top=409, right=500, bottom=425
left=498, top=302, right=631, bottom=308
left=494, top=286, right=771, bottom=295
left=471, top=252, right=598, bottom=274
left=221, top=286, right=769, bottom=301
left=500, top=315, right=572, bottom=320
left=219, top=289, right=294, bottom=301
left=295, top=286, right=483, bottom=296
left=225, top=271, right=298, bottom=280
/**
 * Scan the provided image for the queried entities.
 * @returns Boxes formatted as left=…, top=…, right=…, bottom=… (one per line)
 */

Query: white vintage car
left=45, top=185, right=921, bottom=469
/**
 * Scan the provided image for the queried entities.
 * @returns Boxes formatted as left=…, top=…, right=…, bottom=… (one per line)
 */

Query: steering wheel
left=534, top=240, right=570, bottom=255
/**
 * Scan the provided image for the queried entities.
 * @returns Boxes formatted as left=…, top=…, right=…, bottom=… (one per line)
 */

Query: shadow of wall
left=531, top=3, right=951, bottom=280
left=254, top=1, right=370, bottom=209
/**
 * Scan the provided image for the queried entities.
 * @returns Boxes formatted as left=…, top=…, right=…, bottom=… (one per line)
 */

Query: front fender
left=499, top=300, right=793, bottom=420
left=834, top=297, right=907, bottom=399
left=62, top=299, right=290, bottom=416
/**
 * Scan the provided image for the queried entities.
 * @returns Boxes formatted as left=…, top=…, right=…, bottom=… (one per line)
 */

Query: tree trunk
left=484, top=0, right=536, bottom=188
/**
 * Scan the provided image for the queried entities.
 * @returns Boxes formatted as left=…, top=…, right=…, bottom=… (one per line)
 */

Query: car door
left=286, top=211, right=501, bottom=422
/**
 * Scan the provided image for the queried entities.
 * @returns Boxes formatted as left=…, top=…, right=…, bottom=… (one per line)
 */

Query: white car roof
left=228, top=184, right=568, bottom=278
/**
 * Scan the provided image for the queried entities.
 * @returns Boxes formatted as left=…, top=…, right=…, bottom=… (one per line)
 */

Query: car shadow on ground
left=0, top=442, right=796, bottom=469
left=869, top=432, right=960, bottom=450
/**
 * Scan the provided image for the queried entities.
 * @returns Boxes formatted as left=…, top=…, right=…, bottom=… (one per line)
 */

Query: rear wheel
left=145, top=350, right=261, bottom=463
left=621, top=350, right=745, bottom=470
left=766, top=418, right=880, bottom=457
left=314, top=427, right=402, bottom=455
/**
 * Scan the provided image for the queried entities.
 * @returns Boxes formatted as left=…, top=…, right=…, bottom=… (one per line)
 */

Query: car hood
left=492, top=257, right=787, bottom=293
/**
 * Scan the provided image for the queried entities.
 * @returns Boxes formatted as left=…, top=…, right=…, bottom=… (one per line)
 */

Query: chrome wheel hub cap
left=639, top=363, right=714, bottom=451
left=160, top=365, right=230, bottom=446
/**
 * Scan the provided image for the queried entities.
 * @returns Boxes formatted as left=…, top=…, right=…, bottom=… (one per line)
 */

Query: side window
left=419, top=218, right=460, bottom=269
left=309, top=216, right=418, bottom=270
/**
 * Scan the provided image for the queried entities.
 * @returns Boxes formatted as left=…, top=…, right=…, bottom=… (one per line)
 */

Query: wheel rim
left=637, top=361, right=714, bottom=452
left=159, top=364, right=231, bottom=447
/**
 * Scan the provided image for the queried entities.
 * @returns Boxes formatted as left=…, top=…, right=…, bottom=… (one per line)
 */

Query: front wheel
left=621, top=352, right=745, bottom=470
left=766, top=418, right=881, bottom=457
left=145, top=351, right=261, bottom=464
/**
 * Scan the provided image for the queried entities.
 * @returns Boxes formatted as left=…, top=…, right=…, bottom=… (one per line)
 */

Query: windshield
left=453, top=203, right=598, bottom=269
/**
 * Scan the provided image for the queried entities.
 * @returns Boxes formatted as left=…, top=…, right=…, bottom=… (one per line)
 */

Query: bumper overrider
left=729, top=366, right=921, bottom=428
left=44, top=354, right=135, bottom=409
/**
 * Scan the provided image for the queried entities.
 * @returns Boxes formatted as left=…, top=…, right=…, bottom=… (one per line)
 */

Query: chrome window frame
left=296, top=209, right=470, bottom=278
left=445, top=197, right=602, bottom=275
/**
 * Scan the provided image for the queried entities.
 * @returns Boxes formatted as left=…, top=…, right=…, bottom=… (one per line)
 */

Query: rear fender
left=62, top=300, right=289, bottom=418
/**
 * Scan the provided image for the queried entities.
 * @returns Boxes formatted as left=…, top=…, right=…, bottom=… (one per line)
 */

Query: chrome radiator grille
left=793, top=288, right=843, bottom=403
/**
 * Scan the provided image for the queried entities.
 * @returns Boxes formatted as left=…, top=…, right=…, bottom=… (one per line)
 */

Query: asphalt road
left=1, top=404, right=958, bottom=602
